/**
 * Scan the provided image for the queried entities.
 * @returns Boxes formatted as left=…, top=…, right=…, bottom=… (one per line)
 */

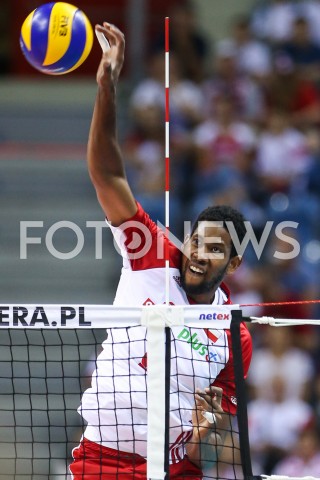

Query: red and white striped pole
left=165, top=17, right=170, bottom=306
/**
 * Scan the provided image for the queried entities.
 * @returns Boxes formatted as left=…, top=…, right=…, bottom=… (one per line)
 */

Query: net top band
left=0, top=304, right=239, bottom=329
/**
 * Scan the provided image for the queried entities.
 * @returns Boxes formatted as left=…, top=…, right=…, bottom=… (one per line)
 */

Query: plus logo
left=177, top=328, right=219, bottom=362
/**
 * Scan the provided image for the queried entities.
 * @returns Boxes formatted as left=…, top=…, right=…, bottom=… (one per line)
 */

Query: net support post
left=230, top=309, right=254, bottom=480
left=141, top=306, right=183, bottom=480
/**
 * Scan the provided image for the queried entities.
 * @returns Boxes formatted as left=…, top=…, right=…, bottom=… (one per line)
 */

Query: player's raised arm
left=87, top=23, right=137, bottom=226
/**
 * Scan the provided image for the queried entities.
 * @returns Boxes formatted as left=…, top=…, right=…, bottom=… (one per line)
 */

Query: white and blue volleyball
left=20, top=2, right=93, bottom=75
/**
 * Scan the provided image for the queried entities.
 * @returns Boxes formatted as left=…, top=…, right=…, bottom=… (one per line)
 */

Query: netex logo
left=199, top=312, right=231, bottom=320
left=177, top=328, right=219, bottom=362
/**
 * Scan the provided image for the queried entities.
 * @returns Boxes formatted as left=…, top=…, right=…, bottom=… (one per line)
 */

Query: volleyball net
left=0, top=304, right=319, bottom=480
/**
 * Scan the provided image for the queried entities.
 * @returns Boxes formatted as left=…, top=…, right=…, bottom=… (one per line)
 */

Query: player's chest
left=169, top=326, right=229, bottom=389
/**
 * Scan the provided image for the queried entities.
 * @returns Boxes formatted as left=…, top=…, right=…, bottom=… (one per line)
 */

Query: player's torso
left=82, top=206, right=231, bottom=458
left=113, top=265, right=188, bottom=306
left=84, top=315, right=229, bottom=459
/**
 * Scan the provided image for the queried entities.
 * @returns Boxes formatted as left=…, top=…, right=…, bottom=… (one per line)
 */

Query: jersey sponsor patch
left=143, top=298, right=155, bottom=306
left=176, top=328, right=219, bottom=362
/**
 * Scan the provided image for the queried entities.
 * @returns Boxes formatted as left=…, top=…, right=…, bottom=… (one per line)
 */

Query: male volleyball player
left=69, top=23, right=252, bottom=480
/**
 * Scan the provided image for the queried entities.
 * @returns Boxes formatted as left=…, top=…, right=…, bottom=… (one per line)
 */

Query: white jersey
left=79, top=203, right=252, bottom=463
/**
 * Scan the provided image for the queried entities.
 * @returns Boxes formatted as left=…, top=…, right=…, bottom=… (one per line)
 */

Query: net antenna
left=164, top=16, right=170, bottom=306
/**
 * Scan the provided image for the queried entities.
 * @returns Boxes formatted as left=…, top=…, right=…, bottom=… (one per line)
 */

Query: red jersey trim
left=117, top=202, right=181, bottom=271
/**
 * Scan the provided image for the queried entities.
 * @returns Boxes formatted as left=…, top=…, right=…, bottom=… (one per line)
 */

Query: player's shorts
left=69, top=437, right=203, bottom=479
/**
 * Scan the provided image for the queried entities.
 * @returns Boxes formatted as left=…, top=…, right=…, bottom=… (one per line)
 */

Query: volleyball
left=20, top=2, right=93, bottom=75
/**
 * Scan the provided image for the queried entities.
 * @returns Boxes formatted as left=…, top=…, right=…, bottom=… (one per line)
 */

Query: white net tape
left=0, top=304, right=235, bottom=329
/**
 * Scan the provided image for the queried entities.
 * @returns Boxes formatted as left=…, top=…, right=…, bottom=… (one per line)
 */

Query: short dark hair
left=191, top=205, right=247, bottom=258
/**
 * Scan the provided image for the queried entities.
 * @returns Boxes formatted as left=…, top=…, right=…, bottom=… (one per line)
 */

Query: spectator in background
left=265, top=234, right=317, bottom=308
left=246, top=231, right=319, bottom=352
left=166, top=53, right=205, bottom=132
left=248, top=326, right=314, bottom=401
left=282, top=16, right=320, bottom=83
left=192, top=93, right=256, bottom=202
left=296, top=128, right=320, bottom=243
left=306, top=128, right=320, bottom=202
left=202, top=39, right=265, bottom=122
left=122, top=101, right=168, bottom=228
left=300, top=0, right=320, bottom=47
left=129, top=51, right=163, bottom=115
left=229, top=15, right=272, bottom=84
left=152, top=1, right=209, bottom=83
left=251, top=0, right=297, bottom=47
left=189, top=92, right=267, bottom=242
left=255, top=113, right=319, bottom=258
left=224, top=263, right=264, bottom=317
left=272, top=428, right=320, bottom=476
left=248, top=374, right=314, bottom=474
left=130, top=51, right=205, bottom=133
left=310, top=374, right=320, bottom=432
left=265, top=53, right=320, bottom=129
left=255, top=107, right=311, bottom=194
left=129, top=50, right=205, bottom=230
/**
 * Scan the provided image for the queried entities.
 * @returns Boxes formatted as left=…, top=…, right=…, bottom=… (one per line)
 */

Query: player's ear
left=226, top=255, right=242, bottom=275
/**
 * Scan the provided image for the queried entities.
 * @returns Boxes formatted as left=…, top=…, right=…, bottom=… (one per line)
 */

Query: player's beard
left=180, top=263, right=229, bottom=297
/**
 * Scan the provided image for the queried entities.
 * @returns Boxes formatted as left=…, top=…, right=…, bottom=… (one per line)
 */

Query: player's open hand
left=192, top=386, right=224, bottom=439
left=95, top=23, right=125, bottom=88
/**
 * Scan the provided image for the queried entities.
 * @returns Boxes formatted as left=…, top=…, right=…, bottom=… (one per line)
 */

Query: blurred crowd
left=122, top=0, right=320, bottom=476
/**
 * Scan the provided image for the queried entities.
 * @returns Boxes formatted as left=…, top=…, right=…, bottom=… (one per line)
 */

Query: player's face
left=180, top=223, right=241, bottom=304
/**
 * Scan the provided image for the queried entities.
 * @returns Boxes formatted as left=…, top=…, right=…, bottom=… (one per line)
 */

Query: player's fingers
left=197, top=388, right=224, bottom=413
left=195, top=391, right=216, bottom=412
left=194, top=396, right=222, bottom=426
left=205, top=386, right=223, bottom=397
left=95, top=28, right=110, bottom=53
left=205, top=386, right=223, bottom=404
left=195, top=393, right=207, bottom=408
left=94, top=22, right=117, bottom=51
left=103, top=23, right=125, bottom=49
left=108, top=24, right=125, bottom=63
left=105, top=23, right=125, bottom=40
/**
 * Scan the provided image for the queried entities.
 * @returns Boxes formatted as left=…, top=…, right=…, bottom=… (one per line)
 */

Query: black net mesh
left=0, top=323, right=246, bottom=479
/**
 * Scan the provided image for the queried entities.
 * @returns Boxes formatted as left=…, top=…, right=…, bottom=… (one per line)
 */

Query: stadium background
left=0, top=0, right=320, bottom=478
